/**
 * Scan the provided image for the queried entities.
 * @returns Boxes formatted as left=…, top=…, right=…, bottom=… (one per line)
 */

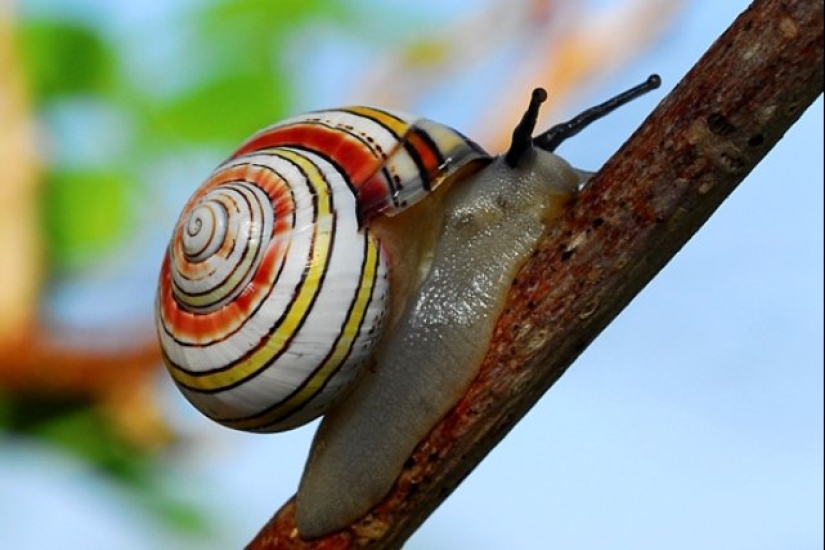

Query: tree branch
left=248, top=0, right=824, bottom=547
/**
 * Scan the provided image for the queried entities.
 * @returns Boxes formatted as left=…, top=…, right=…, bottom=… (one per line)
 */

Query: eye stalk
left=534, top=74, right=661, bottom=153
left=505, top=74, right=661, bottom=169
left=504, top=88, right=548, bottom=168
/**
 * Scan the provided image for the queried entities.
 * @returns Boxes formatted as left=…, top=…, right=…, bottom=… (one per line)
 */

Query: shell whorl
left=158, top=149, right=392, bottom=432
left=173, top=179, right=274, bottom=312
left=156, top=107, right=490, bottom=433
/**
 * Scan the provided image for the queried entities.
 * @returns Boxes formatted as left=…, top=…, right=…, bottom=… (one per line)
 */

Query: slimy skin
left=296, top=148, right=583, bottom=538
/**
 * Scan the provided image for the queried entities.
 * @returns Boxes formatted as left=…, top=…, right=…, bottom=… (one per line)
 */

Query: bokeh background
left=0, top=0, right=822, bottom=548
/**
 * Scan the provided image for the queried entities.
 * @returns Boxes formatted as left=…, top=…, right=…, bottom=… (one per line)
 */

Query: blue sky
left=1, top=1, right=822, bottom=549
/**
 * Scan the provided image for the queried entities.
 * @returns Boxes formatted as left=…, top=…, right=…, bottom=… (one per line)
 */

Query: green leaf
left=42, top=169, right=134, bottom=270
left=153, top=71, right=290, bottom=143
left=19, top=20, right=117, bottom=100
left=199, top=0, right=345, bottom=39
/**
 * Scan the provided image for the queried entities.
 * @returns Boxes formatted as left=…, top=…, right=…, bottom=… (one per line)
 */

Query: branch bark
left=248, top=0, right=824, bottom=547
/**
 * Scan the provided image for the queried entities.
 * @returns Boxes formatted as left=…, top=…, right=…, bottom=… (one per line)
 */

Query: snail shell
left=156, top=107, right=489, bottom=432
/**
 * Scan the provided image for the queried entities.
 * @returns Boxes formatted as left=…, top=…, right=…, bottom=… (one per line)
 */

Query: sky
left=0, top=1, right=822, bottom=549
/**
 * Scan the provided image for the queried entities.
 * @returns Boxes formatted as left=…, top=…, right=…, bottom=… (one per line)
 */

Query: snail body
left=297, top=138, right=580, bottom=538
left=155, top=77, right=661, bottom=539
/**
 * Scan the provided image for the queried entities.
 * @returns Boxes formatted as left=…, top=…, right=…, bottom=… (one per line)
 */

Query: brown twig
left=0, top=329, right=159, bottom=398
left=0, top=329, right=167, bottom=446
left=248, top=0, right=824, bottom=547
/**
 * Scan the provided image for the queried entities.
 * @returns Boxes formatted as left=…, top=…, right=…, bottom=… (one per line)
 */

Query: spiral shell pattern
left=156, top=107, right=489, bottom=432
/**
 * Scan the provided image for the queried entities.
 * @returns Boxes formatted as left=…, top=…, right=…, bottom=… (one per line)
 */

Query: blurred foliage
left=143, top=0, right=344, bottom=144
left=7, top=0, right=354, bottom=536
left=18, top=19, right=129, bottom=266
left=42, top=169, right=134, bottom=267
left=3, top=395, right=145, bottom=480
left=20, top=20, right=116, bottom=99
left=18, top=0, right=345, bottom=272
left=0, top=391, right=208, bottom=533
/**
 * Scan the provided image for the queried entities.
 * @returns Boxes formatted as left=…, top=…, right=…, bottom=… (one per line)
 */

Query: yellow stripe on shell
left=342, top=106, right=410, bottom=139
left=167, top=148, right=333, bottom=391
left=222, top=234, right=382, bottom=430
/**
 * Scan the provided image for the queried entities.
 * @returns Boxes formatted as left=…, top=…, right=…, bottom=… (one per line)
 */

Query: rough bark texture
left=248, top=0, right=824, bottom=547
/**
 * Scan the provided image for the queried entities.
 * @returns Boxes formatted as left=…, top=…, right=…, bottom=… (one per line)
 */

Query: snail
left=155, top=75, right=661, bottom=539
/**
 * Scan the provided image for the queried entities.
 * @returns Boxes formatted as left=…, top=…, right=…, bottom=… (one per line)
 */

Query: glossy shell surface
left=156, top=107, right=488, bottom=432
